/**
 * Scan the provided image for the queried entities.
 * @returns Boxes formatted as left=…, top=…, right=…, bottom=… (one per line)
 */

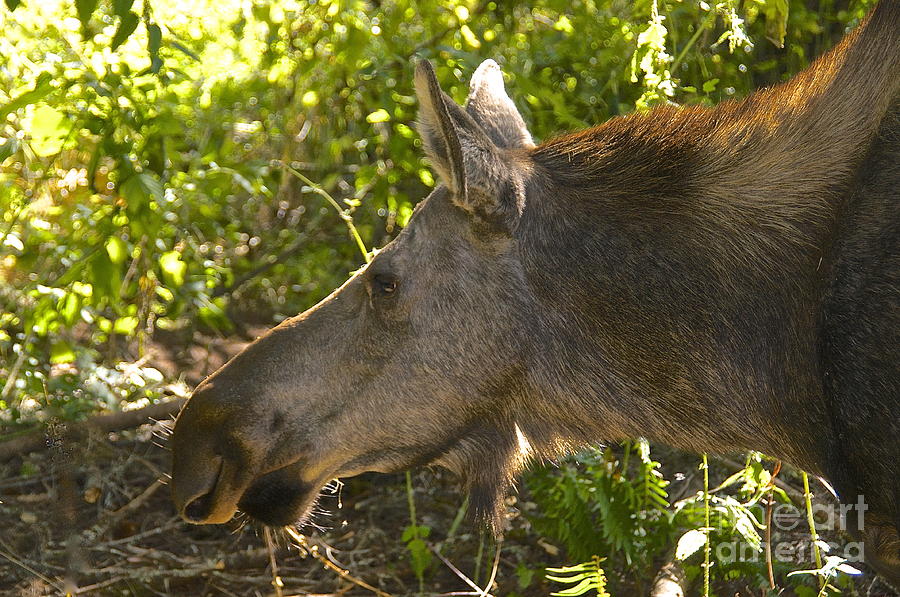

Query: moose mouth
left=235, top=453, right=420, bottom=527
left=232, top=449, right=446, bottom=527
left=235, top=461, right=321, bottom=527
left=180, top=457, right=323, bottom=527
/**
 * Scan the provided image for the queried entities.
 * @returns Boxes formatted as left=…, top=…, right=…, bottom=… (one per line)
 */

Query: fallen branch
left=111, top=479, right=164, bottom=517
left=0, top=398, right=186, bottom=461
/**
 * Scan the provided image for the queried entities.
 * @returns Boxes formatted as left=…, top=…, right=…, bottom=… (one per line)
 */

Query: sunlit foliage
left=0, top=0, right=874, bottom=428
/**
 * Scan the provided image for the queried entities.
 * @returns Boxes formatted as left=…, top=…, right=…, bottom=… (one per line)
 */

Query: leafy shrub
left=1, top=0, right=874, bottom=429
left=526, top=441, right=673, bottom=581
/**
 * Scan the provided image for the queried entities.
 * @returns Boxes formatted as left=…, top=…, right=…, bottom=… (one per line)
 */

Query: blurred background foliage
left=0, top=0, right=880, bottom=593
left=0, top=0, right=874, bottom=427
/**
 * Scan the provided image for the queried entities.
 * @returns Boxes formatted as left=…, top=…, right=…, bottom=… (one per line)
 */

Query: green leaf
left=675, top=529, right=707, bottom=560
left=546, top=572, right=591, bottom=583
left=75, top=0, right=98, bottom=29
left=712, top=468, right=745, bottom=492
left=4, top=0, right=22, bottom=10
left=112, top=0, right=133, bottom=16
left=50, top=341, right=76, bottom=364
left=105, top=236, right=128, bottom=264
left=516, top=564, right=535, bottom=589
left=550, top=577, right=597, bottom=597
left=159, top=250, right=186, bottom=286
left=366, top=108, right=390, bottom=123
left=113, top=315, right=139, bottom=335
left=147, top=23, right=163, bottom=73
left=702, top=78, right=720, bottom=93
left=90, top=251, right=118, bottom=301
left=405, top=538, right=431, bottom=577
left=120, top=172, right=160, bottom=236
left=0, top=137, right=19, bottom=163
left=301, top=91, right=318, bottom=107
left=72, top=281, right=92, bottom=298
left=111, top=11, right=140, bottom=51
left=60, top=292, right=80, bottom=325
left=121, top=172, right=163, bottom=210
left=29, top=104, right=72, bottom=157
left=197, top=297, right=232, bottom=331
left=0, top=72, right=55, bottom=121
left=97, top=317, right=112, bottom=333
left=554, top=15, right=574, bottom=33
left=546, top=564, right=592, bottom=573
left=758, top=0, right=789, bottom=48
left=401, top=524, right=430, bottom=542
left=401, top=526, right=415, bottom=542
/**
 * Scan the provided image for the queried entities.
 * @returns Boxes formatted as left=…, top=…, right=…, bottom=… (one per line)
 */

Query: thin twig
left=94, top=516, right=181, bottom=547
left=765, top=459, right=782, bottom=590
left=765, top=492, right=775, bottom=589
left=279, top=164, right=370, bottom=263
left=477, top=542, right=501, bottom=597
left=702, top=453, right=711, bottom=597
left=671, top=8, right=717, bottom=72
left=429, top=543, right=482, bottom=594
left=802, top=471, right=825, bottom=590
left=1, top=331, right=33, bottom=402
left=0, top=544, right=66, bottom=593
left=73, top=576, right=128, bottom=594
left=111, top=479, right=164, bottom=517
left=264, top=527, right=284, bottom=597
left=284, top=527, right=392, bottom=597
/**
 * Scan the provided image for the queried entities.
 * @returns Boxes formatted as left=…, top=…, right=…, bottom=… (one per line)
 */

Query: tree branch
left=0, top=398, right=186, bottom=461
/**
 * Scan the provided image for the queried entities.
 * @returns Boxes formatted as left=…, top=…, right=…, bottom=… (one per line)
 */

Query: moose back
left=171, top=2, right=900, bottom=583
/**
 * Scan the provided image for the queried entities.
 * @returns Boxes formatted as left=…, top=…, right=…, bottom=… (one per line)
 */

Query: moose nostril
left=183, top=492, right=214, bottom=522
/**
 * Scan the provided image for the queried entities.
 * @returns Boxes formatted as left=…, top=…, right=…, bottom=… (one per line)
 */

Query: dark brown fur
left=171, top=3, right=900, bottom=583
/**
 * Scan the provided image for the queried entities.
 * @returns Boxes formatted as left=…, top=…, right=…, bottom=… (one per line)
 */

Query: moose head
left=171, top=60, right=551, bottom=530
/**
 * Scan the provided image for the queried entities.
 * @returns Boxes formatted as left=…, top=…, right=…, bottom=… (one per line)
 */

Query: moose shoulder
left=171, top=2, right=900, bottom=583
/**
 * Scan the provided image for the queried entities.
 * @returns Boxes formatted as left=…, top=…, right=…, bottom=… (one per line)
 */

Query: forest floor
left=1, top=330, right=897, bottom=597
left=0, top=426, right=556, bottom=596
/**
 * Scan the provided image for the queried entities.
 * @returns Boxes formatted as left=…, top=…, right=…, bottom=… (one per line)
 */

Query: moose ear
left=414, top=60, right=468, bottom=200
left=415, top=60, right=517, bottom=220
left=465, top=60, right=534, bottom=150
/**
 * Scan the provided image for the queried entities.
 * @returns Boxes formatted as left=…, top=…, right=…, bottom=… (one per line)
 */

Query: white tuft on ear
left=466, top=59, right=534, bottom=150
left=414, top=59, right=528, bottom=227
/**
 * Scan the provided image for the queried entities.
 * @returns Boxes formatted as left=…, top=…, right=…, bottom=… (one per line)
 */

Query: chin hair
left=437, top=423, right=536, bottom=536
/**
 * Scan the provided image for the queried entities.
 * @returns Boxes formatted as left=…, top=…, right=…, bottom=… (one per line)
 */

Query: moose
left=172, top=2, right=899, bottom=584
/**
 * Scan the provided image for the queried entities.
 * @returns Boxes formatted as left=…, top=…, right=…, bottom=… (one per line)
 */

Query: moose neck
left=515, top=4, right=899, bottom=472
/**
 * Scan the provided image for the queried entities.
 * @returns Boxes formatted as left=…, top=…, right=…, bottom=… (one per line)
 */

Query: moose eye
left=373, top=273, right=398, bottom=296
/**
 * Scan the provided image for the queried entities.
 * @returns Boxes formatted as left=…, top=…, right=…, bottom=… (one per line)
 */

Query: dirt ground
left=0, top=420, right=568, bottom=597
left=3, top=424, right=900, bottom=596
left=1, top=330, right=897, bottom=596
